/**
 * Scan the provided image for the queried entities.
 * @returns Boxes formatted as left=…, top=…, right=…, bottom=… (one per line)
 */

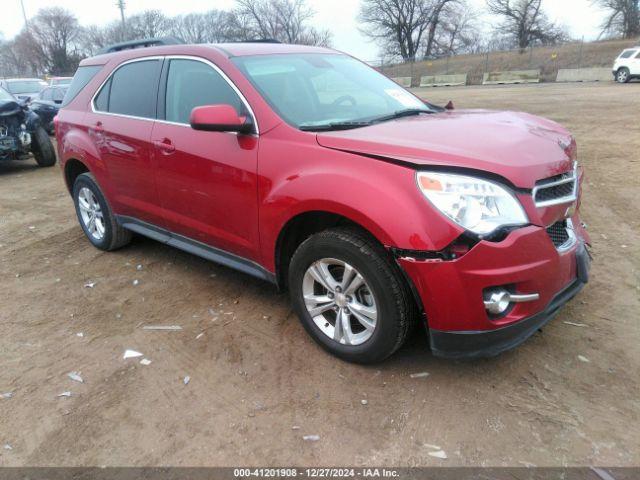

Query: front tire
left=31, top=126, right=56, bottom=167
left=73, top=173, right=132, bottom=251
left=289, top=228, right=416, bottom=364
left=616, top=68, right=630, bottom=84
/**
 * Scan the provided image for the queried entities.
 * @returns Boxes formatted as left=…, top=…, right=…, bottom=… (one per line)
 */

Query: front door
left=151, top=57, right=260, bottom=262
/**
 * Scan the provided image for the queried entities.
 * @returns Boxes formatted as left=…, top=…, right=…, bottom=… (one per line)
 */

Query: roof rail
left=231, top=39, right=282, bottom=44
left=97, top=37, right=184, bottom=55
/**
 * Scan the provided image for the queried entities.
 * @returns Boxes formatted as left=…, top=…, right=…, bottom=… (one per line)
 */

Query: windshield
left=6, top=80, right=46, bottom=94
left=232, top=53, right=431, bottom=130
left=0, top=87, right=15, bottom=102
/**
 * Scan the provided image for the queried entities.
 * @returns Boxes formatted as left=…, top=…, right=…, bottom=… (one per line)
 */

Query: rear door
left=151, top=57, right=260, bottom=261
left=85, top=58, right=164, bottom=226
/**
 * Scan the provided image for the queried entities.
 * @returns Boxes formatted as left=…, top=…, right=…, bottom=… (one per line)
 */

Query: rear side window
left=105, top=60, right=161, bottom=119
left=619, top=50, right=637, bottom=59
left=62, top=65, right=102, bottom=107
left=164, top=59, right=244, bottom=124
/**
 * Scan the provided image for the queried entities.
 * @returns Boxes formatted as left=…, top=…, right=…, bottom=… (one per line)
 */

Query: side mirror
left=190, top=104, right=253, bottom=134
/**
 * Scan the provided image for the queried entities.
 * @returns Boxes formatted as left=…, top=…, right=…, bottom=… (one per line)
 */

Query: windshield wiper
left=298, top=108, right=434, bottom=132
left=299, top=121, right=372, bottom=132
left=369, top=108, right=433, bottom=125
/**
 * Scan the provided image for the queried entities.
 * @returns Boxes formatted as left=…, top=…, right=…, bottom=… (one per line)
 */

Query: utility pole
left=116, top=0, right=126, bottom=40
left=20, top=0, right=29, bottom=30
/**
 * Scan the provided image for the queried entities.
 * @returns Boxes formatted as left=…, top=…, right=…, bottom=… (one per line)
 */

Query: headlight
left=416, top=171, right=528, bottom=235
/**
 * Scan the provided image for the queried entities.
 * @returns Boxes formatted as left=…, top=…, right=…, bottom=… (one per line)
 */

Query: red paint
left=190, top=104, right=247, bottom=130
left=57, top=43, right=589, bottom=335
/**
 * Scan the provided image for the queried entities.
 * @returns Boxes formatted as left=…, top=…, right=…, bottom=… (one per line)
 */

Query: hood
left=0, top=100, right=22, bottom=117
left=316, top=110, right=576, bottom=189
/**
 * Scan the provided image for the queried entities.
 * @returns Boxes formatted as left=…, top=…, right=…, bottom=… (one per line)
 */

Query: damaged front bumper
left=0, top=133, right=32, bottom=160
left=397, top=215, right=591, bottom=359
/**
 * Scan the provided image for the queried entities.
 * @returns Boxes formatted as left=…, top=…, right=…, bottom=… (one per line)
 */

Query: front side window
left=164, top=59, right=244, bottom=125
left=620, top=50, right=637, bottom=59
left=95, top=59, right=161, bottom=119
left=232, top=53, right=430, bottom=129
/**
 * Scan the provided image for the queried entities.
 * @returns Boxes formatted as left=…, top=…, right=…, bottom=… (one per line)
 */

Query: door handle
left=153, top=138, right=176, bottom=155
left=153, top=139, right=176, bottom=154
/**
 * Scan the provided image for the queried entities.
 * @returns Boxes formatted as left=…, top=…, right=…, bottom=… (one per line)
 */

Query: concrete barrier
left=419, top=74, right=467, bottom=87
left=391, top=76, right=412, bottom=87
left=482, top=70, right=541, bottom=85
left=556, top=68, right=613, bottom=83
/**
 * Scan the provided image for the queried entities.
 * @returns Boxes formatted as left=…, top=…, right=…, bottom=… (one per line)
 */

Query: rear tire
left=73, top=173, right=132, bottom=251
left=288, top=227, right=416, bottom=364
left=32, top=126, right=56, bottom=167
left=616, top=67, right=630, bottom=84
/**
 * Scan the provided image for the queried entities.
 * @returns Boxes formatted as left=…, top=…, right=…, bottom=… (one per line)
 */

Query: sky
left=0, top=0, right=607, bottom=62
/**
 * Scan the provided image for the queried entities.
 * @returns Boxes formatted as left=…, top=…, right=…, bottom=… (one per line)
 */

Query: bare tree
left=434, top=4, right=481, bottom=55
left=1, top=36, right=35, bottom=76
left=593, top=0, right=640, bottom=38
left=127, top=10, right=171, bottom=39
left=234, top=0, right=332, bottom=46
left=171, top=10, right=239, bottom=44
left=172, top=12, right=210, bottom=44
left=10, top=7, right=84, bottom=75
left=358, top=0, right=464, bottom=61
left=486, top=0, right=569, bottom=52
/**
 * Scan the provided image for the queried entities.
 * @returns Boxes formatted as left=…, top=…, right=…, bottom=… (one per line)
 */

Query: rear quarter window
left=62, top=65, right=103, bottom=107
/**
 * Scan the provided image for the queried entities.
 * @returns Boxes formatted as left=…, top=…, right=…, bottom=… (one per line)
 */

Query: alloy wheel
left=77, top=187, right=105, bottom=241
left=302, top=258, right=378, bottom=346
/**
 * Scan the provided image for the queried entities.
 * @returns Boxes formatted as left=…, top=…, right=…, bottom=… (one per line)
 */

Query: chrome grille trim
left=533, top=161, right=578, bottom=208
left=546, top=219, right=577, bottom=253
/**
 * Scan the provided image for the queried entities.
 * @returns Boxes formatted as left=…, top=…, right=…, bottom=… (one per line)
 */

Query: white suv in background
left=613, top=47, right=640, bottom=83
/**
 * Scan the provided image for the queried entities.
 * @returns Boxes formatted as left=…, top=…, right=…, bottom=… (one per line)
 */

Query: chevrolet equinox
left=56, top=41, right=591, bottom=363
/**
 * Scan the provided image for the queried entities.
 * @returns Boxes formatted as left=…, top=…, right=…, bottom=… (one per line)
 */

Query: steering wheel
left=331, top=95, right=357, bottom=107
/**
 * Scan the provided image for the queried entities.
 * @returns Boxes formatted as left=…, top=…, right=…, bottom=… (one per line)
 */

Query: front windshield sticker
left=384, top=89, right=424, bottom=109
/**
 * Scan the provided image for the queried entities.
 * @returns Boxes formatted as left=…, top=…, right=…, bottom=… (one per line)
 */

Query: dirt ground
left=0, top=82, right=638, bottom=468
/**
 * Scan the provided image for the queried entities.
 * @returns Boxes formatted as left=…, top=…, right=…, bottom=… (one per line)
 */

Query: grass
left=380, top=38, right=640, bottom=84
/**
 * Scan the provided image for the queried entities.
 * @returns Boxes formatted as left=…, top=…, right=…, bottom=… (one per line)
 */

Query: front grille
left=533, top=163, right=578, bottom=207
left=546, top=221, right=570, bottom=248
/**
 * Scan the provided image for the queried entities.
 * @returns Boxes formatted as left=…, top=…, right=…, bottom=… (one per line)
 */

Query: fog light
left=484, top=289, right=540, bottom=315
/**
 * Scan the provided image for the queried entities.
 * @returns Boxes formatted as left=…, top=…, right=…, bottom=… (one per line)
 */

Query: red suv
left=56, top=41, right=591, bottom=363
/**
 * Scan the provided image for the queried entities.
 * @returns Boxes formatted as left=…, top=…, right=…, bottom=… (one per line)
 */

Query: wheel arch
left=64, top=158, right=91, bottom=193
